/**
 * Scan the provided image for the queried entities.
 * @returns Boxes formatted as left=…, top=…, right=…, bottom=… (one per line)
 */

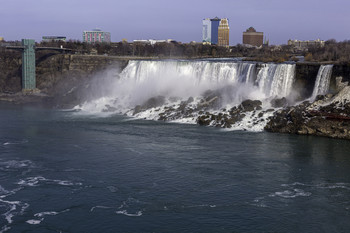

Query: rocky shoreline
left=124, top=85, right=350, bottom=140
left=2, top=83, right=350, bottom=141
left=0, top=91, right=52, bottom=106
left=2, top=90, right=350, bottom=140
left=265, top=86, right=350, bottom=139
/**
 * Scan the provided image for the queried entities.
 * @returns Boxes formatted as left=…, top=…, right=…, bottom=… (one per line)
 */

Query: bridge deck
left=36, top=47, right=72, bottom=52
left=6, top=46, right=72, bottom=52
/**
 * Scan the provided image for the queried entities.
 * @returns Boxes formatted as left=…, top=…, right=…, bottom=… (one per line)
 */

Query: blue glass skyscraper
left=202, top=17, right=221, bottom=45
left=210, top=17, right=220, bottom=45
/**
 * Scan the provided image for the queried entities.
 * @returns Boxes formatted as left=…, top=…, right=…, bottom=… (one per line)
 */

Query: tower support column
left=22, top=39, right=36, bottom=90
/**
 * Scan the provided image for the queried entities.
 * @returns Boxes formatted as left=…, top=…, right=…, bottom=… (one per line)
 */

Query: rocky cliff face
left=292, top=63, right=350, bottom=100
left=293, top=63, right=320, bottom=99
left=2, top=54, right=350, bottom=99
left=265, top=87, right=350, bottom=140
left=35, top=55, right=128, bottom=107
left=0, top=54, right=128, bottom=107
left=0, top=51, right=22, bottom=93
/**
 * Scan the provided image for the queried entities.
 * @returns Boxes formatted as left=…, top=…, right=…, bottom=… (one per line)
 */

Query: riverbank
left=0, top=91, right=52, bottom=106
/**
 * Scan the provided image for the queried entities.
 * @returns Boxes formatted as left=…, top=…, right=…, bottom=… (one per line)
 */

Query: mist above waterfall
left=118, top=60, right=268, bottom=107
left=75, top=60, right=269, bottom=113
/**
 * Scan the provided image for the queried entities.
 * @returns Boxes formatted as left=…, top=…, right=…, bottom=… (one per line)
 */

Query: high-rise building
left=218, top=18, right=229, bottom=47
left=243, top=27, right=263, bottom=47
left=83, top=29, right=111, bottom=43
left=202, top=17, right=221, bottom=45
left=202, top=19, right=212, bottom=43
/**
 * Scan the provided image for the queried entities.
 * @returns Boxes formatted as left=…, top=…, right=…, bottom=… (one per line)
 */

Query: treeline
left=305, top=39, right=350, bottom=63
left=34, top=40, right=295, bottom=62
left=1, top=39, right=350, bottom=63
left=39, top=40, right=231, bottom=58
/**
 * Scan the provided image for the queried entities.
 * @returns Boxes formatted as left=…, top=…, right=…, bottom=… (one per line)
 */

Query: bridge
left=6, top=39, right=72, bottom=90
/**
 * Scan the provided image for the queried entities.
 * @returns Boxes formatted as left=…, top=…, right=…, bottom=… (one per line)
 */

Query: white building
left=288, top=39, right=325, bottom=49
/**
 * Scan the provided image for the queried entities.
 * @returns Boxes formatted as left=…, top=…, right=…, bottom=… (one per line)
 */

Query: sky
left=1, top=0, right=349, bottom=45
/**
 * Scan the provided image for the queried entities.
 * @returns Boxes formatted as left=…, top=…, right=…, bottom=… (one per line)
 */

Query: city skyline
left=1, top=0, right=349, bottom=45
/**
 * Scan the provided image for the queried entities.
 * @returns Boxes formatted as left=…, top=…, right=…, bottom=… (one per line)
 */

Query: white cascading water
left=310, top=65, right=333, bottom=101
left=120, top=60, right=256, bottom=86
left=75, top=60, right=297, bottom=131
left=256, top=63, right=296, bottom=98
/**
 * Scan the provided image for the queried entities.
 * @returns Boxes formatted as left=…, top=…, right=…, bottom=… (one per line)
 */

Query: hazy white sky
left=1, top=0, right=349, bottom=45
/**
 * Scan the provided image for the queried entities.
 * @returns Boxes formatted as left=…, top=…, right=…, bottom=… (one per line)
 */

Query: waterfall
left=75, top=60, right=297, bottom=122
left=73, top=59, right=300, bottom=131
left=256, top=63, right=296, bottom=98
left=120, top=60, right=256, bottom=85
left=311, top=65, right=333, bottom=101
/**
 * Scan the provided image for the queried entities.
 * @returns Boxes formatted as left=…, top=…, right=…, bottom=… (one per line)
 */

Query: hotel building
left=83, top=29, right=111, bottom=43
left=243, top=27, right=263, bottom=47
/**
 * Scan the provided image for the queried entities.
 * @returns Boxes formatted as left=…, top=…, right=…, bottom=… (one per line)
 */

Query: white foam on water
left=282, top=182, right=350, bottom=190
left=17, top=176, right=82, bottom=187
left=115, top=198, right=146, bottom=217
left=1, top=199, right=29, bottom=224
left=26, top=209, right=70, bottom=225
left=252, top=197, right=268, bottom=208
left=116, top=210, right=143, bottom=217
left=26, top=219, right=43, bottom=225
left=0, top=185, right=10, bottom=196
left=0, top=174, right=76, bottom=228
left=17, top=176, right=45, bottom=187
left=56, top=180, right=82, bottom=186
left=281, top=182, right=307, bottom=187
left=271, top=189, right=312, bottom=198
left=179, top=204, right=219, bottom=210
left=90, top=206, right=113, bottom=212
left=4, top=206, right=16, bottom=224
left=317, top=183, right=350, bottom=190
left=0, top=184, right=27, bottom=230
left=2, top=139, right=28, bottom=146
left=264, top=182, right=350, bottom=202
left=0, top=225, right=11, bottom=233
left=0, top=160, right=35, bottom=171
left=34, top=211, right=59, bottom=218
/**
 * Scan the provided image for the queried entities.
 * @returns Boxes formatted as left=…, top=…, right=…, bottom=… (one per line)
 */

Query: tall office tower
left=83, top=29, right=111, bottom=43
left=218, top=18, right=229, bottom=47
left=202, top=17, right=221, bottom=45
left=202, top=19, right=212, bottom=43
left=243, top=27, right=263, bottom=47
